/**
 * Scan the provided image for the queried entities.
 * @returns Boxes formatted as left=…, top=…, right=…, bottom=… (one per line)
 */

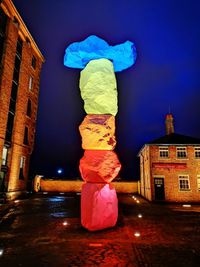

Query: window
left=29, top=76, right=33, bottom=90
left=11, top=82, right=18, bottom=100
left=176, top=147, right=187, bottom=158
left=32, top=55, right=36, bottom=69
left=159, top=147, right=169, bottom=158
left=5, top=111, right=15, bottom=142
left=197, top=176, right=200, bottom=191
left=26, top=99, right=32, bottom=117
left=197, top=175, right=200, bottom=191
left=195, top=147, right=200, bottom=158
left=16, top=37, right=23, bottom=58
left=19, top=156, right=25, bottom=180
left=23, top=126, right=29, bottom=145
left=0, top=7, right=7, bottom=63
left=1, top=146, right=8, bottom=165
left=9, top=98, right=16, bottom=113
left=179, top=175, right=190, bottom=191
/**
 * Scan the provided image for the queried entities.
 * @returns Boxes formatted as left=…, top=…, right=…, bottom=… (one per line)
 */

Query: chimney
left=165, top=113, right=174, bottom=135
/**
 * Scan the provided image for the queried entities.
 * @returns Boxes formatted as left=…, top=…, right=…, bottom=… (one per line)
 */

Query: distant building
left=138, top=114, right=200, bottom=202
left=0, top=0, right=44, bottom=200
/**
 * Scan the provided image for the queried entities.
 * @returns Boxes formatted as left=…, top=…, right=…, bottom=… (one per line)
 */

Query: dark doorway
left=154, top=177, right=165, bottom=201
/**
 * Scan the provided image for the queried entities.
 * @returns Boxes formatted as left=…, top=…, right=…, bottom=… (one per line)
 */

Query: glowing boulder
left=81, top=183, right=118, bottom=231
left=79, top=150, right=121, bottom=183
left=79, top=114, right=116, bottom=150
left=64, top=35, right=136, bottom=72
left=79, top=58, right=117, bottom=115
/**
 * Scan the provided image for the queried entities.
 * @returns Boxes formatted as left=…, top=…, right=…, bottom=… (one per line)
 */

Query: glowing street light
left=138, top=214, right=142, bottom=218
left=136, top=200, right=140, bottom=203
left=57, top=168, right=63, bottom=174
left=63, top=221, right=68, bottom=226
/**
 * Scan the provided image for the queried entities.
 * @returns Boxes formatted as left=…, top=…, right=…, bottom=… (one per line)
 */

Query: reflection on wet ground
left=0, top=193, right=200, bottom=266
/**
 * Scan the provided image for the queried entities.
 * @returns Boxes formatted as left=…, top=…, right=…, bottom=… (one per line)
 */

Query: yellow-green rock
left=79, top=58, right=118, bottom=116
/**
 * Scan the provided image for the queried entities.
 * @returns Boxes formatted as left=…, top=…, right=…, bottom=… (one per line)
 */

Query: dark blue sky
left=13, top=0, right=200, bottom=179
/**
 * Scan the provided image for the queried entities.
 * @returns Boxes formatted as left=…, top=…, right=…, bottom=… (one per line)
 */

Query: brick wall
left=140, top=145, right=200, bottom=202
left=0, top=2, right=43, bottom=195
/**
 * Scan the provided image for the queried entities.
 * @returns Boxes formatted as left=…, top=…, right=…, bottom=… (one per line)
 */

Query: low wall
left=34, top=176, right=139, bottom=194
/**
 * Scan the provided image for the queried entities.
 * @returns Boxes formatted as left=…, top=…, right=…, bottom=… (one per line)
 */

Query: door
left=154, top=177, right=165, bottom=201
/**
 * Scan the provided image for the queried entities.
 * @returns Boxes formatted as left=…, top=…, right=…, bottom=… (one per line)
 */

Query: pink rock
left=81, top=183, right=118, bottom=231
left=79, top=150, right=121, bottom=183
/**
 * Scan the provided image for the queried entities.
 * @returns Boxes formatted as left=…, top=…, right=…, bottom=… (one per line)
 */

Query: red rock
left=81, top=183, right=118, bottom=231
left=79, top=114, right=116, bottom=150
left=79, top=150, right=121, bottom=183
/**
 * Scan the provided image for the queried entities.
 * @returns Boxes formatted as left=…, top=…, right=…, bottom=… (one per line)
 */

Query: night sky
left=12, top=0, right=200, bottom=180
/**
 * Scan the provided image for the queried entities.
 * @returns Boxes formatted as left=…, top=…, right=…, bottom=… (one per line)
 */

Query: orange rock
left=79, top=150, right=121, bottom=183
left=81, top=183, right=118, bottom=231
left=79, top=114, right=116, bottom=150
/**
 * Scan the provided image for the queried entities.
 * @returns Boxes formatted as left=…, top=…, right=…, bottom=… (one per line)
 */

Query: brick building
left=138, top=114, right=200, bottom=202
left=0, top=0, right=44, bottom=200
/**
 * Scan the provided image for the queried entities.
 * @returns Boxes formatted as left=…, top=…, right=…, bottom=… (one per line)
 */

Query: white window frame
left=28, top=76, right=33, bottom=90
left=179, top=175, right=190, bottom=191
left=195, top=147, right=200, bottom=159
left=197, top=175, right=200, bottom=191
left=159, top=146, right=169, bottom=158
left=2, top=146, right=8, bottom=165
left=20, top=156, right=25, bottom=169
left=176, top=147, right=187, bottom=158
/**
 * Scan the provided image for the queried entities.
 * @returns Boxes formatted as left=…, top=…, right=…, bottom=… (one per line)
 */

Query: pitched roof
left=147, top=133, right=200, bottom=145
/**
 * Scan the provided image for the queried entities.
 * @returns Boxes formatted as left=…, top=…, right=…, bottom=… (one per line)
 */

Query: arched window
left=27, top=99, right=31, bottom=117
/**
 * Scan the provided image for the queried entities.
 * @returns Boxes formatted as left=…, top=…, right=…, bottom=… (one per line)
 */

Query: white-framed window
left=176, top=147, right=187, bottom=158
left=1, top=146, right=8, bottom=165
left=195, top=147, right=200, bottom=158
left=28, top=76, right=33, bottom=90
left=179, top=175, right=190, bottom=191
left=197, top=176, right=200, bottom=191
left=19, top=156, right=25, bottom=180
left=20, top=156, right=25, bottom=169
left=159, top=146, right=169, bottom=158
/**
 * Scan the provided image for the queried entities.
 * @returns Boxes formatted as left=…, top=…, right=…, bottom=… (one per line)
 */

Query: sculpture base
left=81, top=182, right=118, bottom=231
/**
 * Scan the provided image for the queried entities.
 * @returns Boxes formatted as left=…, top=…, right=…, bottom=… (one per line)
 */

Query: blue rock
left=64, top=35, right=136, bottom=72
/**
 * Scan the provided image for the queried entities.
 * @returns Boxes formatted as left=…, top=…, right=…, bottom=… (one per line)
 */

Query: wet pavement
left=0, top=193, right=200, bottom=267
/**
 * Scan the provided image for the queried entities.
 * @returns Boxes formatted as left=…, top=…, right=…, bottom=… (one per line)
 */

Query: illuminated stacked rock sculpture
left=64, top=35, right=136, bottom=231
left=79, top=115, right=116, bottom=150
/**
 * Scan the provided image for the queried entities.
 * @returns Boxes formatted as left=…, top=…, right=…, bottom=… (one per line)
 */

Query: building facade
left=139, top=114, right=200, bottom=202
left=0, top=0, right=44, bottom=200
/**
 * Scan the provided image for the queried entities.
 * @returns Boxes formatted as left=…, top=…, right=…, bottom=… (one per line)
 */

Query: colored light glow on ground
left=134, top=232, right=141, bottom=237
left=63, top=221, right=68, bottom=226
left=89, top=243, right=103, bottom=247
left=138, top=214, right=143, bottom=218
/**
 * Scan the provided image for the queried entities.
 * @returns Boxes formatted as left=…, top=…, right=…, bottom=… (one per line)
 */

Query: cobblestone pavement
left=0, top=193, right=200, bottom=266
